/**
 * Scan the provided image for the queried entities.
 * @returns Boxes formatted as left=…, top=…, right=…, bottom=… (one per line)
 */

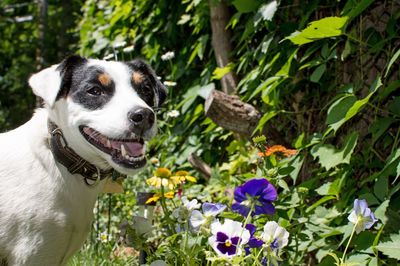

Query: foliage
left=2, top=0, right=400, bottom=265
left=76, top=0, right=400, bottom=264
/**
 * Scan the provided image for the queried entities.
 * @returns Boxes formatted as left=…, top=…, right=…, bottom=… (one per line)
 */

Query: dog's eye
left=87, top=87, right=102, bottom=96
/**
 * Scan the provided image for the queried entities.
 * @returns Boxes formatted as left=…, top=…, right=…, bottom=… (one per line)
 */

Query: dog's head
left=29, top=55, right=167, bottom=175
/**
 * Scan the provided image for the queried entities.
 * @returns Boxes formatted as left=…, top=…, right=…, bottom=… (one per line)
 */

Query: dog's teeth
left=121, top=144, right=127, bottom=157
left=106, top=140, right=111, bottom=148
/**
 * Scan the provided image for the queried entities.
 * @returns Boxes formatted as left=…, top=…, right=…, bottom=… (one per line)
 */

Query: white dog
left=0, top=56, right=166, bottom=266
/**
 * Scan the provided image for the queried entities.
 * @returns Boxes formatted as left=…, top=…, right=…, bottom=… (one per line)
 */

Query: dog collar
left=48, top=121, right=114, bottom=185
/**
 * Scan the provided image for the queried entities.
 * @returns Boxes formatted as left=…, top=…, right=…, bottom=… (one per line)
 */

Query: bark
left=209, top=0, right=238, bottom=94
left=188, top=153, right=212, bottom=180
left=205, top=90, right=289, bottom=145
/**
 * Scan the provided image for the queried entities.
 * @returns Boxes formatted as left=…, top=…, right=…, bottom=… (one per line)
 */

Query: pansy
left=232, top=178, right=277, bottom=217
left=172, top=196, right=201, bottom=224
left=260, top=221, right=289, bottom=251
left=347, top=199, right=378, bottom=234
left=208, top=219, right=250, bottom=258
left=190, top=202, right=226, bottom=229
left=244, top=224, right=264, bottom=255
left=98, top=231, right=109, bottom=243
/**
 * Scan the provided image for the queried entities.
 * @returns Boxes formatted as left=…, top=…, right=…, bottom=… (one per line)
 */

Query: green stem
left=236, top=204, right=255, bottom=257
left=342, top=222, right=357, bottom=262
left=251, top=248, right=264, bottom=266
left=159, top=185, right=174, bottom=235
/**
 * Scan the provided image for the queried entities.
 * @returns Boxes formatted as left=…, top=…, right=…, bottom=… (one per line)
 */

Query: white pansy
left=260, top=221, right=289, bottom=250
left=182, top=196, right=201, bottom=211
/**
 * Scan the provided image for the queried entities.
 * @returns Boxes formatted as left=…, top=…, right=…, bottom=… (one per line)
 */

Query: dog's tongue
left=111, top=140, right=144, bottom=157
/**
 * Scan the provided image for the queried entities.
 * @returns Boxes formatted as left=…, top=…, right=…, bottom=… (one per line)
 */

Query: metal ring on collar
left=84, top=167, right=102, bottom=186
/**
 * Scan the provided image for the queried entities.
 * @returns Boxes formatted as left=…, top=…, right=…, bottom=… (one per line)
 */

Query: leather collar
left=48, top=121, right=114, bottom=185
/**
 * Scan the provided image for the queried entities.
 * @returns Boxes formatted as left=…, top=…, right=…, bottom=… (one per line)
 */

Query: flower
left=113, top=40, right=127, bottom=48
left=103, top=54, right=114, bottom=60
left=150, top=157, right=159, bottom=165
left=161, top=51, right=175, bottom=61
left=244, top=224, right=264, bottom=255
left=258, top=145, right=297, bottom=157
left=232, top=178, right=277, bottom=217
left=260, top=221, right=289, bottom=251
left=170, top=170, right=196, bottom=185
left=173, top=197, right=201, bottom=229
left=208, top=219, right=250, bottom=258
left=347, top=199, right=378, bottom=234
left=163, top=81, right=177, bottom=87
left=190, top=202, right=226, bottom=229
left=123, top=45, right=134, bottom=53
left=98, top=231, right=109, bottom=243
left=146, top=168, right=176, bottom=190
left=145, top=191, right=174, bottom=204
left=166, top=110, right=180, bottom=118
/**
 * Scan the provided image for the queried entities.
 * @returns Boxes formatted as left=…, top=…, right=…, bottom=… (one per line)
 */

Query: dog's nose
left=128, top=108, right=155, bottom=134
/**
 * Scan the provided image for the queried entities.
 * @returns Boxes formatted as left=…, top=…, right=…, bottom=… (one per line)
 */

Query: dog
left=0, top=55, right=166, bottom=266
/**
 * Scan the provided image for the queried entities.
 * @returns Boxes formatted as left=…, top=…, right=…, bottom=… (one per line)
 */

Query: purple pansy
left=232, top=178, right=277, bottom=217
left=208, top=219, right=250, bottom=258
left=244, top=223, right=264, bottom=255
left=347, top=199, right=378, bottom=234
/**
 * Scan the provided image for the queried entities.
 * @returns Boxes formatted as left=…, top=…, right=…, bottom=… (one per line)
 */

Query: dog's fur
left=0, top=56, right=166, bottom=265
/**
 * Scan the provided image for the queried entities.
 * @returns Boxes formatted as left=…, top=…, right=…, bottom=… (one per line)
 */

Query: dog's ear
left=29, top=55, right=87, bottom=107
left=127, top=59, right=168, bottom=107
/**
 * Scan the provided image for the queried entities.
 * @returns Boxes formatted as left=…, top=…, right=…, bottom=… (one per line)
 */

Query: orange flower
left=258, top=145, right=297, bottom=157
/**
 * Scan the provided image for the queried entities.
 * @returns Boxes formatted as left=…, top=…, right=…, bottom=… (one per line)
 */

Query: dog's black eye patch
left=69, top=66, right=115, bottom=110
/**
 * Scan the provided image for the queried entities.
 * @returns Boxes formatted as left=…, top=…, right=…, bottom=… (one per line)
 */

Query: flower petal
left=232, top=203, right=251, bottom=217
left=240, top=178, right=270, bottom=197
left=248, top=238, right=264, bottom=248
left=255, top=201, right=275, bottom=215
left=260, top=183, right=278, bottom=201
left=189, top=210, right=206, bottom=229
left=245, top=224, right=256, bottom=236
left=216, top=232, right=229, bottom=242
left=202, top=202, right=227, bottom=217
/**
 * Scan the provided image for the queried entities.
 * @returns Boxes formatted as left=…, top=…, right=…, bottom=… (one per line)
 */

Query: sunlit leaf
left=376, top=233, right=400, bottom=260
left=287, top=16, right=349, bottom=45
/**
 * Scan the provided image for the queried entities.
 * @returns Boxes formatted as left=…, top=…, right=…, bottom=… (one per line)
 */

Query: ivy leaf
left=375, top=233, right=400, bottom=260
left=287, top=16, right=349, bottom=45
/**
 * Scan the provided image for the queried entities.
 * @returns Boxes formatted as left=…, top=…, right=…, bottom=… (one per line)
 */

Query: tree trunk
left=208, top=0, right=238, bottom=94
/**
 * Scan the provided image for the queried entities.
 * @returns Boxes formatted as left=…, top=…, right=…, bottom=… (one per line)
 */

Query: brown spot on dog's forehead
left=132, top=71, right=144, bottom=84
left=98, top=73, right=112, bottom=86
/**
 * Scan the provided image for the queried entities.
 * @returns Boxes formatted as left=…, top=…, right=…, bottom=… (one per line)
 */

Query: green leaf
left=385, top=48, right=400, bottom=77
left=254, top=111, right=278, bottom=133
left=375, top=233, right=400, bottom=260
left=327, top=77, right=382, bottom=133
left=310, top=64, right=326, bottom=83
left=212, top=64, right=233, bottom=80
left=342, top=0, right=374, bottom=20
left=311, top=132, right=358, bottom=170
left=232, top=0, right=262, bottom=13
left=306, top=195, right=336, bottom=213
left=369, top=117, right=395, bottom=144
left=287, top=16, right=349, bottom=45
left=374, top=200, right=390, bottom=224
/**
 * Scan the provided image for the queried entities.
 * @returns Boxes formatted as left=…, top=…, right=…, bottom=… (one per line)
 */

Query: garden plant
left=1, top=0, right=399, bottom=265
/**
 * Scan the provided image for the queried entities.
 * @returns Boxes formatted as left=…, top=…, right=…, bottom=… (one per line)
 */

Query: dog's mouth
left=79, top=126, right=146, bottom=169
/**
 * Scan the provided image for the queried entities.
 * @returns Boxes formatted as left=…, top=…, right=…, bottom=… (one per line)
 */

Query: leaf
left=375, top=233, right=400, bottom=260
left=342, top=0, right=374, bottom=20
left=212, top=64, right=233, bottom=80
left=254, top=111, right=278, bottom=133
left=327, top=77, right=382, bottom=133
left=369, top=117, right=394, bottom=144
left=384, top=48, right=400, bottom=77
left=310, top=64, right=326, bottom=83
left=232, top=0, right=262, bottom=13
left=177, top=14, right=191, bottom=25
left=306, top=195, right=336, bottom=213
left=311, top=132, right=358, bottom=170
left=287, top=16, right=349, bottom=45
left=374, top=200, right=390, bottom=224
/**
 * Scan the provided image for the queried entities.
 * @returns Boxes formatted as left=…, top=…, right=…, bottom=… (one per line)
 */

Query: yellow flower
left=145, top=191, right=175, bottom=204
left=146, top=176, right=175, bottom=190
left=170, top=170, right=197, bottom=185
left=154, top=168, right=171, bottom=178
left=146, top=167, right=176, bottom=189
